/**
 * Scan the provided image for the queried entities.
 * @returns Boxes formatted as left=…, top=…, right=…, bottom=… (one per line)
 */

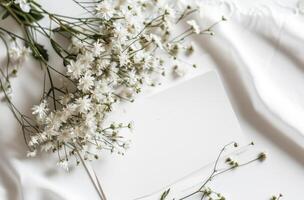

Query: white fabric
left=1, top=0, right=304, bottom=199
left=95, top=72, right=245, bottom=200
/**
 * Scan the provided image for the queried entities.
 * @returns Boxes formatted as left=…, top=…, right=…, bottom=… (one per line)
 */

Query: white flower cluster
left=28, top=0, right=203, bottom=168
left=0, top=43, right=30, bottom=99
left=9, top=44, right=31, bottom=71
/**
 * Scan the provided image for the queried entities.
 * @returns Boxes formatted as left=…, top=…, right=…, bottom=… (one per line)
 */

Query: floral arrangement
left=0, top=0, right=214, bottom=164
left=0, top=0, right=226, bottom=199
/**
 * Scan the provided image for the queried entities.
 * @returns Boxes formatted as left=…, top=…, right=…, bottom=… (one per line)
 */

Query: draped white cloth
left=1, top=0, right=304, bottom=199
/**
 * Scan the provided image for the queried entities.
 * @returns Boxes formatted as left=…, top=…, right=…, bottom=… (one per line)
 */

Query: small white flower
left=67, top=60, right=84, bottom=79
left=149, top=34, right=163, bottom=50
left=122, top=140, right=131, bottom=149
left=173, top=60, right=188, bottom=77
left=97, top=59, right=110, bottom=71
left=96, top=144, right=103, bottom=150
left=187, top=20, right=201, bottom=34
left=76, top=95, right=91, bottom=113
left=96, top=80, right=111, bottom=94
left=28, top=135, right=39, bottom=146
left=91, top=41, right=105, bottom=57
left=26, top=150, right=37, bottom=157
left=40, top=132, right=48, bottom=142
left=78, top=72, right=94, bottom=92
left=59, top=94, right=73, bottom=105
left=118, top=51, right=129, bottom=66
left=58, top=128, right=75, bottom=142
left=41, top=142, right=54, bottom=152
left=32, top=100, right=49, bottom=119
left=9, top=45, right=30, bottom=64
left=74, top=125, right=85, bottom=138
left=102, top=95, right=116, bottom=110
left=45, top=112, right=63, bottom=131
left=85, top=113, right=97, bottom=134
left=57, top=109, right=71, bottom=124
left=92, top=80, right=111, bottom=102
left=65, top=103, right=78, bottom=115
left=133, top=51, right=145, bottom=63
left=78, top=52, right=94, bottom=65
left=96, top=1, right=115, bottom=20
left=44, top=128, right=59, bottom=137
left=113, top=21, right=129, bottom=39
left=14, top=0, right=31, bottom=13
left=163, top=4, right=177, bottom=19
left=126, top=15, right=143, bottom=33
left=126, top=70, right=138, bottom=85
left=57, top=160, right=69, bottom=172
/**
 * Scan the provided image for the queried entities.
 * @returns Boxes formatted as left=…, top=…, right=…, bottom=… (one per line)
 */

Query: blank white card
left=94, top=71, right=245, bottom=200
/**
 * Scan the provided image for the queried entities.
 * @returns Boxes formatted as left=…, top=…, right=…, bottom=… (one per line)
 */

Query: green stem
left=75, top=148, right=107, bottom=200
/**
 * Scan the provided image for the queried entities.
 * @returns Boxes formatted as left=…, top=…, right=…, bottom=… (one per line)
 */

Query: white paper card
left=94, top=71, right=245, bottom=200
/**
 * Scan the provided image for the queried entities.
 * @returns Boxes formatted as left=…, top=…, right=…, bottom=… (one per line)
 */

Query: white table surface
left=1, top=0, right=304, bottom=199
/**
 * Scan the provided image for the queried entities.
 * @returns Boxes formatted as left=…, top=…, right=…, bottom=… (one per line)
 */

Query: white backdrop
left=0, top=0, right=304, bottom=199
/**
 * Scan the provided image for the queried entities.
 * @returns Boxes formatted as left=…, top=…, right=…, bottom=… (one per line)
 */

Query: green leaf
left=28, top=8, right=44, bottom=22
left=8, top=4, right=44, bottom=24
left=31, top=43, right=49, bottom=61
left=50, top=39, right=63, bottom=58
left=160, top=189, right=170, bottom=200
left=1, top=11, right=10, bottom=20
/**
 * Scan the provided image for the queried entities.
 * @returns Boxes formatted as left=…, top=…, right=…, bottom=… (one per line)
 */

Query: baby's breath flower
left=58, top=128, right=75, bottom=142
left=149, top=34, right=163, bottom=50
left=185, top=42, right=195, bottom=56
left=78, top=72, right=94, bottom=92
left=76, top=95, right=91, bottom=113
left=28, top=135, right=39, bottom=146
left=9, top=45, right=30, bottom=68
left=173, top=60, right=188, bottom=77
left=91, top=41, right=105, bottom=57
left=163, top=4, right=177, bottom=19
left=26, top=150, right=37, bottom=157
left=118, top=51, right=129, bottom=66
left=66, top=60, right=84, bottom=79
left=57, top=160, right=69, bottom=172
left=40, top=142, right=54, bottom=152
left=78, top=52, right=94, bottom=66
left=96, top=1, right=115, bottom=20
left=187, top=20, right=201, bottom=34
left=122, top=140, right=131, bottom=150
left=32, top=100, right=49, bottom=120
left=16, top=0, right=209, bottom=169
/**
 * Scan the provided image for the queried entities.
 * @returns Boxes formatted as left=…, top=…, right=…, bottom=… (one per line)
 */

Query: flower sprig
left=0, top=0, right=224, bottom=170
left=160, top=142, right=269, bottom=200
left=271, top=194, right=283, bottom=200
